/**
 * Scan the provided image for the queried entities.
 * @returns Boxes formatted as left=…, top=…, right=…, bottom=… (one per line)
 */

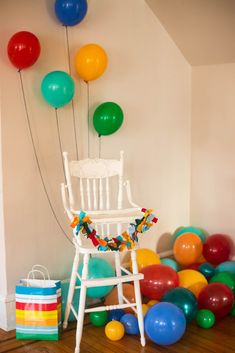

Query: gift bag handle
left=32, top=264, right=50, bottom=281
left=27, top=270, right=46, bottom=287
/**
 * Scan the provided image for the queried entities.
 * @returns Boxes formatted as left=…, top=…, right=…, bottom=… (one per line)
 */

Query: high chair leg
left=75, top=253, right=90, bottom=353
left=63, top=250, right=80, bottom=329
left=115, top=252, right=123, bottom=304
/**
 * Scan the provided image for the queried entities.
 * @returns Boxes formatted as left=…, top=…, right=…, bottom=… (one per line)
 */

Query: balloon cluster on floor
left=7, top=0, right=124, bottom=137
left=78, top=230, right=234, bottom=346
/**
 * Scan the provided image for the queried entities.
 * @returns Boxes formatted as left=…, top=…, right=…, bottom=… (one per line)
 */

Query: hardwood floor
left=0, top=316, right=234, bottom=353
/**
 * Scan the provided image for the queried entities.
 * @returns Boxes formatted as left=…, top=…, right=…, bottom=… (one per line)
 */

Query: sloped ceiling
left=146, top=0, right=235, bottom=66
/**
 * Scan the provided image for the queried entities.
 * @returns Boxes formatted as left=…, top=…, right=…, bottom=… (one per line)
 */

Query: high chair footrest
left=82, top=273, right=143, bottom=288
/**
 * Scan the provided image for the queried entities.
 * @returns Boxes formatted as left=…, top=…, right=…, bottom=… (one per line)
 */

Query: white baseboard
left=0, top=294, right=15, bottom=331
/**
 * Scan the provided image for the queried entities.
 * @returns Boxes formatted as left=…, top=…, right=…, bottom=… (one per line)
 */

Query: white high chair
left=61, top=151, right=147, bottom=353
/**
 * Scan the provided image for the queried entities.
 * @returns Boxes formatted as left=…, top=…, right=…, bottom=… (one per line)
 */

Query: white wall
left=191, top=63, right=235, bottom=257
left=0, top=0, right=191, bottom=329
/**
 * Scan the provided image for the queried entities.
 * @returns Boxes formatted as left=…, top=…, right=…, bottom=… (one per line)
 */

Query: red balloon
left=198, top=283, right=234, bottom=319
left=140, top=264, right=179, bottom=300
left=7, top=31, right=41, bottom=70
left=185, top=262, right=201, bottom=271
left=203, top=234, right=231, bottom=265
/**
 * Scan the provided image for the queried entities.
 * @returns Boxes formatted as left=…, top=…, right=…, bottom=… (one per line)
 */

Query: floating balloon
left=215, top=261, right=235, bottom=275
left=178, top=269, right=208, bottom=298
left=93, top=102, right=123, bottom=136
left=161, top=287, right=198, bottom=323
left=199, top=262, right=215, bottom=280
left=173, top=232, right=203, bottom=266
left=104, top=284, right=135, bottom=313
left=75, top=43, right=108, bottom=81
left=89, top=311, right=108, bottom=327
left=7, top=31, right=40, bottom=70
left=144, top=303, right=186, bottom=345
left=173, top=226, right=206, bottom=244
left=203, top=234, right=231, bottom=265
left=161, top=258, right=180, bottom=271
left=196, top=309, right=215, bottom=329
left=120, top=314, right=139, bottom=335
left=105, top=321, right=125, bottom=341
left=198, top=282, right=234, bottom=319
left=130, top=248, right=160, bottom=272
left=210, top=272, right=235, bottom=292
left=78, top=257, right=115, bottom=298
left=140, top=264, right=179, bottom=300
left=55, top=0, right=88, bottom=26
left=41, top=71, right=74, bottom=108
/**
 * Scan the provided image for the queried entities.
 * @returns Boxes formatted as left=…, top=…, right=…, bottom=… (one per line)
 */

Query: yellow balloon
left=147, top=300, right=159, bottom=307
left=105, top=321, right=125, bottom=341
left=130, top=248, right=160, bottom=272
left=75, top=43, right=108, bottom=82
left=178, top=269, right=208, bottom=298
left=141, top=304, right=149, bottom=316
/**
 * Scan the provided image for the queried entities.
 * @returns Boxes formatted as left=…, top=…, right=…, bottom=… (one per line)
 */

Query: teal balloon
left=173, top=226, right=206, bottom=244
left=61, top=279, right=80, bottom=322
left=160, top=258, right=180, bottom=271
left=41, top=70, right=74, bottom=108
left=93, top=102, right=123, bottom=136
left=199, top=262, right=215, bottom=280
left=161, top=287, right=198, bottom=323
left=215, top=261, right=235, bottom=275
left=78, top=257, right=115, bottom=298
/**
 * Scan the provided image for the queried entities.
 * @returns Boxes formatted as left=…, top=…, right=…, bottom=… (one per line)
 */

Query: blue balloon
left=120, top=314, right=139, bottom=335
left=144, top=303, right=186, bottom=345
left=108, top=309, right=125, bottom=322
left=61, top=279, right=80, bottom=322
left=161, top=258, right=180, bottom=271
left=77, top=257, right=115, bottom=298
left=215, top=261, right=235, bottom=275
left=55, top=0, right=88, bottom=26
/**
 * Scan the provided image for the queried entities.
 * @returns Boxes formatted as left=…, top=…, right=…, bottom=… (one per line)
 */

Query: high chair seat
left=61, top=151, right=157, bottom=353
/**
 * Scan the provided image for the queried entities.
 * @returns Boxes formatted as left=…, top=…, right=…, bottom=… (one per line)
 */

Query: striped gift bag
left=15, top=267, right=61, bottom=340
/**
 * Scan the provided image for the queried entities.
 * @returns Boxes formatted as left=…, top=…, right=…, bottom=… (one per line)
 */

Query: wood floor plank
left=0, top=316, right=234, bottom=353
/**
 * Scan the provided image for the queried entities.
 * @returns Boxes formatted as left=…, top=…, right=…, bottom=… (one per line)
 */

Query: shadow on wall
left=156, top=232, right=173, bottom=253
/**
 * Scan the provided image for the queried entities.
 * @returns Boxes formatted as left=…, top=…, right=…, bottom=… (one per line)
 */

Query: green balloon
left=230, top=304, right=235, bottom=316
left=173, top=226, right=206, bottom=244
left=89, top=311, right=108, bottom=327
left=196, top=309, right=215, bottom=329
left=41, top=70, right=74, bottom=108
left=78, top=257, right=115, bottom=299
left=210, top=272, right=235, bottom=292
left=93, top=102, right=123, bottom=136
left=161, top=287, right=198, bottom=323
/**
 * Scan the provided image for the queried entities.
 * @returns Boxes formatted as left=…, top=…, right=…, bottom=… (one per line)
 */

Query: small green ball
left=196, top=309, right=215, bottom=329
left=89, top=311, right=108, bottom=327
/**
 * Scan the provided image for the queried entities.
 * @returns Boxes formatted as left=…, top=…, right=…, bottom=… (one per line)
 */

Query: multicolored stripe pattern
left=16, top=280, right=61, bottom=341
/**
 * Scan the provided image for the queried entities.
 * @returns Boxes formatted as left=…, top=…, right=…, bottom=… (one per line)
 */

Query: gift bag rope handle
left=31, top=264, right=50, bottom=281
left=27, top=270, right=46, bottom=287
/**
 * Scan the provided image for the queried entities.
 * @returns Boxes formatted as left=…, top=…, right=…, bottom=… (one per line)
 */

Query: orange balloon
left=104, top=284, right=136, bottom=313
left=178, top=269, right=208, bottom=298
left=75, top=43, right=108, bottom=82
left=173, top=232, right=203, bottom=266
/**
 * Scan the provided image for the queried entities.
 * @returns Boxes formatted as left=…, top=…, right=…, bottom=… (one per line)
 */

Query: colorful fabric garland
left=70, top=208, right=158, bottom=252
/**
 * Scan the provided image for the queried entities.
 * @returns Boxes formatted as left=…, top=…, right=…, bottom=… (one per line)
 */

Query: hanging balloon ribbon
left=75, top=44, right=108, bottom=82
left=93, top=102, right=124, bottom=136
left=41, top=70, right=75, bottom=108
left=7, top=31, right=41, bottom=70
left=54, top=0, right=88, bottom=26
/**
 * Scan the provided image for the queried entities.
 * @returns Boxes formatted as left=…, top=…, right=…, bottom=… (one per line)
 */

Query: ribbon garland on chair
left=70, top=208, right=158, bottom=252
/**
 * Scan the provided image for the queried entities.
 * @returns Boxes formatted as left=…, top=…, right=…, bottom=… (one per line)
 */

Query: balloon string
left=99, top=136, right=101, bottom=158
left=65, top=25, right=79, bottom=160
left=55, top=108, right=66, bottom=181
left=87, top=81, right=90, bottom=158
left=18, top=70, right=73, bottom=245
